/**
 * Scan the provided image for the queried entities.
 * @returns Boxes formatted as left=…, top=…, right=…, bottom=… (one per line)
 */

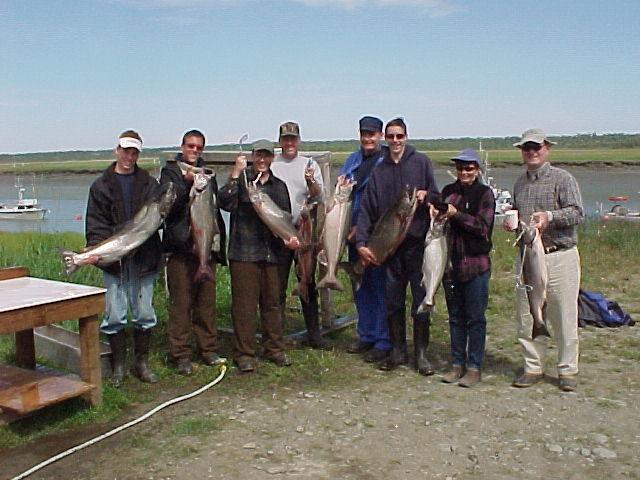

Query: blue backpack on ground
left=578, top=289, right=635, bottom=328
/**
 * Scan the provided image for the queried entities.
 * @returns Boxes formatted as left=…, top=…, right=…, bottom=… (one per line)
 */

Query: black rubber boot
left=132, top=329, right=158, bottom=384
left=108, top=330, right=127, bottom=388
left=414, top=316, right=435, bottom=376
left=378, top=313, right=408, bottom=371
left=304, top=314, right=331, bottom=350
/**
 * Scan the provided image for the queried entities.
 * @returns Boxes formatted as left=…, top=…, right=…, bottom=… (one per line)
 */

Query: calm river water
left=1, top=165, right=639, bottom=234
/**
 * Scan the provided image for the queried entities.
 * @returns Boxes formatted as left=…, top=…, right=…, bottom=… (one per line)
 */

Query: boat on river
left=598, top=195, right=640, bottom=223
left=478, top=143, right=513, bottom=221
left=0, top=182, right=47, bottom=221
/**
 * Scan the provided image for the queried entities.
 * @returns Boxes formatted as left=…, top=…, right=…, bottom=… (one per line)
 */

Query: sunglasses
left=385, top=133, right=406, bottom=141
left=521, top=143, right=543, bottom=152
left=455, top=164, right=477, bottom=172
left=184, top=143, right=204, bottom=151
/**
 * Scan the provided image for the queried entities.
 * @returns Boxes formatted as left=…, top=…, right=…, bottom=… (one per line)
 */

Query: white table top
left=0, top=277, right=106, bottom=313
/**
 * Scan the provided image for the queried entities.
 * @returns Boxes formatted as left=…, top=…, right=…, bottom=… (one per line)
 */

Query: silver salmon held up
left=417, top=216, right=449, bottom=314
left=60, top=182, right=176, bottom=275
left=246, top=173, right=299, bottom=243
left=518, top=222, right=551, bottom=339
left=316, top=180, right=355, bottom=291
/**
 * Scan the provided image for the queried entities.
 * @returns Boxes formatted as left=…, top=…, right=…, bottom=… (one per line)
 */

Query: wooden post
left=79, top=314, right=102, bottom=406
left=15, top=329, right=36, bottom=369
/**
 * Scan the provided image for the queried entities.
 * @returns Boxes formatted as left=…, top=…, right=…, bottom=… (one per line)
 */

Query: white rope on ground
left=10, top=364, right=228, bottom=480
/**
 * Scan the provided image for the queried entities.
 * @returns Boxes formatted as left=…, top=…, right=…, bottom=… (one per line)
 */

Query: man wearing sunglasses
left=356, top=118, right=440, bottom=373
left=160, top=130, right=227, bottom=375
left=508, top=128, right=584, bottom=392
left=340, top=116, right=390, bottom=363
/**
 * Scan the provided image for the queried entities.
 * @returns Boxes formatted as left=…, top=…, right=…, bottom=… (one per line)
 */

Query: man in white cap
left=507, top=128, right=584, bottom=392
left=85, top=130, right=163, bottom=387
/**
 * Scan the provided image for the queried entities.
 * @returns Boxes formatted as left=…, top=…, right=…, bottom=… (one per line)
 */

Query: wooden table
left=0, top=267, right=106, bottom=416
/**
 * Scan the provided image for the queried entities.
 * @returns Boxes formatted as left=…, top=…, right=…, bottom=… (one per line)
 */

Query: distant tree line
left=2, top=133, right=639, bottom=164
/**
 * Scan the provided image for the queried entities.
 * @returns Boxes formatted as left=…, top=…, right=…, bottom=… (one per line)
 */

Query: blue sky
left=1, top=0, right=639, bottom=153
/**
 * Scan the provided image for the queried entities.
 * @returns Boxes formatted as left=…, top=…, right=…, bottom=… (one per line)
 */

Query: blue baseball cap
left=359, top=116, right=383, bottom=133
left=451, top=148, right=481, bottom=164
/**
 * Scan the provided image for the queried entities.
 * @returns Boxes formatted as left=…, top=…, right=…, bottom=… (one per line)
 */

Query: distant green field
left=2, top=149, right=640, bottom=174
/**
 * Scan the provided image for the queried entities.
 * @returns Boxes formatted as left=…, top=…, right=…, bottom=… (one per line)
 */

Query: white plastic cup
left=504, top=209, right=519, bottom=230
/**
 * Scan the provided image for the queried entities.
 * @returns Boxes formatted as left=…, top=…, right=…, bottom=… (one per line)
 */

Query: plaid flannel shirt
left=513, top=162, right=584, bottom=250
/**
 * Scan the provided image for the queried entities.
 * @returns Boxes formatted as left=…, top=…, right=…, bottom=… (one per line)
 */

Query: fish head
left=158, top=182, right=177, bottom=217
left=246, top=181, right=262, bottom=205
left=191, top=172, right=212, bottom=195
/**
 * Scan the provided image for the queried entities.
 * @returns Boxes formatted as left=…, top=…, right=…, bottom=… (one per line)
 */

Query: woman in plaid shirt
left=437, top=149, right=495, bottom=387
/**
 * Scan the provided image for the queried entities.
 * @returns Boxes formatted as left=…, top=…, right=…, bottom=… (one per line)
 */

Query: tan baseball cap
left=513, top=128, right=557, bottom=148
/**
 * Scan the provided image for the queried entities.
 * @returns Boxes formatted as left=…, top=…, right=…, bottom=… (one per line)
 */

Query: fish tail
left=532, top=321, right=551, bottom=339
left=416, top=301, right=434, bottom=315
left=316, top=273, right=343, bottom=292
left=193, top=264, right=215, bottom=283
left=339, top=262, right=362, bottom=292
left=59, top=249, right=78, bottom=276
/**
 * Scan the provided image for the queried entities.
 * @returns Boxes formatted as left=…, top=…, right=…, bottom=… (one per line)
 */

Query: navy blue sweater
left=356, top=144, right=439, bottom=247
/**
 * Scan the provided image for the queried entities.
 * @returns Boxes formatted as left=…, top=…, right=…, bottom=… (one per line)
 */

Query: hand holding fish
left=357, top=245, right=380, bottom=266
left=284, top=236, right=301, bottom=250
left=415, top=190, right=428, bottom=203
left=530, top=211, right=550, bottom=231
left=232, top=154, right=247, bottom=179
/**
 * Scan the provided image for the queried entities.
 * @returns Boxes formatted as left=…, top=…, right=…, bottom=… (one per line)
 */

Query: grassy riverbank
left=2, top=149, right=640, bottom=174
left=1, top=222, right=639, bottom=452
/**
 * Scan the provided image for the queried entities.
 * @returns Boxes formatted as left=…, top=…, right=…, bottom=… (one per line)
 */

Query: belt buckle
left=545, top=245, right=559, bottom=254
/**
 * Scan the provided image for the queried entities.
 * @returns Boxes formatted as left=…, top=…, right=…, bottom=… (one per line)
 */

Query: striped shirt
left=513, top=162, right=584, bottom=250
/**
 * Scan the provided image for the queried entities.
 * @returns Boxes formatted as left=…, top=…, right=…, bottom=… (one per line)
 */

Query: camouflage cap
left=252, top=139, right=274, bottom=155
left=279, top=121, right=300, bottom=139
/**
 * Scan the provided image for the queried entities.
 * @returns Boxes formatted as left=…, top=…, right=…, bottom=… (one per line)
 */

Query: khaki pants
left=230, top=261, right=285, bottom=361
left=167, top=253, right=218, bottom=361
left=516, top=247, right=580, bottom=376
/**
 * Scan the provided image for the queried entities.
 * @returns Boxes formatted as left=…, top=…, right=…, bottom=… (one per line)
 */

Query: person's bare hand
left=357, top=245, right=379, bottom=266
left=346, top=226, right=357, bottom=243
left=284, top=236, right=300, bottom=250
left=231, top=154, right=247, bottom=179
left=531, top=211, right=550, bottom=231
left=416, top=190, right=428, bottom=203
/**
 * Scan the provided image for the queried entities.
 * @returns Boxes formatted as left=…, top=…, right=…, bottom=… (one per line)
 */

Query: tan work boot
left=458, top=368, right=481, bottom=388
left=441, top=365, right=464, bottom=384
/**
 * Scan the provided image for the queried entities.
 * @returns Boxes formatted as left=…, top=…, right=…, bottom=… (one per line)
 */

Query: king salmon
left=189, top=171, right=220, bottom=282
left=350, top=188, right=418, bottom=288
left=292, top=198, right=318, bottom=302
left=417, top=215, right=448, bottom=314
left=316, top=180, right=355, bottom=291
left=246, top=172, right=298, bottom=243
left=61, top=182, right=176, bottom=275
left=518, top=222, right=550, bottom=339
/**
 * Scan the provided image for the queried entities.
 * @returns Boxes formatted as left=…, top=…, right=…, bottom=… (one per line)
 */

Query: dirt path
left=4, top=326, right=639, bottom=480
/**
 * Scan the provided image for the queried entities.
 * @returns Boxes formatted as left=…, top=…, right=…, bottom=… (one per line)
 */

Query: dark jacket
left=218, top=168, right=290, bottom=263
left=356, top=144, right=439, bottom=247
left=85, top=162, right=162, bottom=276
left=160, top=154, right=227, bottom=265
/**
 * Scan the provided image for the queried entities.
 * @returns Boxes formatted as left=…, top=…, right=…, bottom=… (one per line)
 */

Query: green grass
left=2, top=222, right=640, bottom=451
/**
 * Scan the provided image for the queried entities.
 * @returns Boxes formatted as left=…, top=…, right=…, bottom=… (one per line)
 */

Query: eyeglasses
left=521, top=143, right=542, bottom=152
left=184, top=143, right=204, bottom=151
left=455, top=165, right=477, bottom=172
left=385, top=133, right=406, bottom=141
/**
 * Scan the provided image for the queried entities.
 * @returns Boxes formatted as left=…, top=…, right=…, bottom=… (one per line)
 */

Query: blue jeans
left=444, top=270, right=490, bottom=370
left=101, top=264, right=157, bottom=335
left=355, top=264, right=390, bottom=350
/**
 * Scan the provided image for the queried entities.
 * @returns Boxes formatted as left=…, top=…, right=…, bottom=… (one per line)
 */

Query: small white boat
left=598, top=195, right=640, bottom=223
left=478, top=143, right=513, bottom=221
left=0, top=187, right=47, bottom=220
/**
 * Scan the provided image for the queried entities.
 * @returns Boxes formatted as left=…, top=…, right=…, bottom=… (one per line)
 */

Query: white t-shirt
left=271, top=154, right=324, bottom=225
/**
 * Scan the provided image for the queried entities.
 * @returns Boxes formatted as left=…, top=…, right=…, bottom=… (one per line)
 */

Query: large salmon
left=316, top=180, right=355, bottom=291
left=517, top=222, right=550, bottom=339
left=351, top=188, right=418, bottom=288
left=292, top=198, right=318, bottom=302
left=189, top=172, right=220, bottom=283
left=61, top=182, right=176, bottom=275
left=246, top=172, right=298, bottom=243
left=417, top=216, right=448, bottom=313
